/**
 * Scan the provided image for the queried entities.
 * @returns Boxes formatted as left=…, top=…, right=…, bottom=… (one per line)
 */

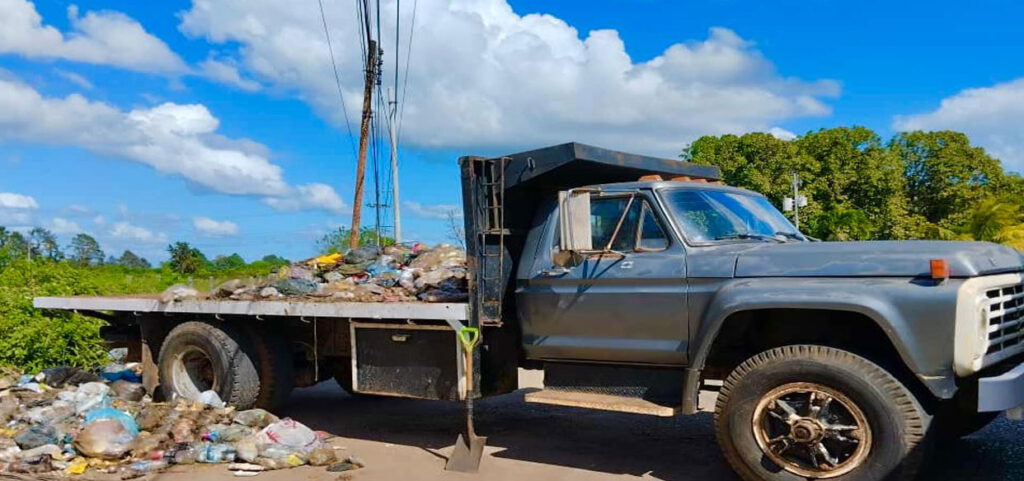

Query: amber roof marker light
left=930, top=259, right=950, bottom=280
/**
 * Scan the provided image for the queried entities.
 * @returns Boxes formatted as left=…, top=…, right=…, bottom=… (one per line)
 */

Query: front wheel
left=714, top=345, right=930, bottom=481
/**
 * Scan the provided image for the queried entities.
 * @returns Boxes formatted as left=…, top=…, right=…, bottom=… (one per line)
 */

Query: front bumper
left=978, top=361, right=1024, bottom=412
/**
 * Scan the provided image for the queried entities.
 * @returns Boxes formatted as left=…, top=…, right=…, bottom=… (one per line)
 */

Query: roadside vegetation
left=0, top=231, right=291, bottom=371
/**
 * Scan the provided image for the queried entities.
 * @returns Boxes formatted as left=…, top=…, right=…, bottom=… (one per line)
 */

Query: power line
left=396, top=0, right=418, bottom=145
left=316, top=0, right=358, bottom=159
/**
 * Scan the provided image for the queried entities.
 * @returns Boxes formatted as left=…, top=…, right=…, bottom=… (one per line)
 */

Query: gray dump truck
left=34, top=142, right=1024, bottom=480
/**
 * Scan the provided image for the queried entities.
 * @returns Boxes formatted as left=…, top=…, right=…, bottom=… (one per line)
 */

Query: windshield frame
left=653, top=186, right=805, bottom=246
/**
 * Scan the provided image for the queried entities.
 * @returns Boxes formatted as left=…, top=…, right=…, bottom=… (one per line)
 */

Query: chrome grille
left=985, top=283, right=1024, bottom=357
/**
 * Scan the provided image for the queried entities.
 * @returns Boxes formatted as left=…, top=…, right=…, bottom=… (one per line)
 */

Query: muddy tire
left=245, top=324, right=295, bottom=409
left=158, top=321, right=260, bottom=409
left=715, top=345, right=930, bottom=481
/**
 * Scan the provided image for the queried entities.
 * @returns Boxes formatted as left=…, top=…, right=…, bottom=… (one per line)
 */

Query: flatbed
left=32, top=296, right=468, bottom=321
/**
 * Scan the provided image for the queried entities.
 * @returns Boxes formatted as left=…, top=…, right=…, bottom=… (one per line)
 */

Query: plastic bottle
left=129, top=459, right=168, bottom=473
left=196, top=442, right=236, bottom=463
left=25, top=402, right=75, bottom=425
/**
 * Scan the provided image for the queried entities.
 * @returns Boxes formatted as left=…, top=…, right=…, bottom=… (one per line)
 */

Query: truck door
left=519, top=191, right=688, bottom=365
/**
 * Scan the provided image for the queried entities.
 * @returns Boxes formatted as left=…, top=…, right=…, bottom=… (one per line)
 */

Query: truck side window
left=588, top=196, right=665, bottom=252
left=590, top=196, right=634, bottom=249
left=637, top=203, right=669, bottom=250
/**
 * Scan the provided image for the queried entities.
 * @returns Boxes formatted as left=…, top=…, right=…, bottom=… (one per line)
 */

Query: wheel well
left=701, top=308, right=937, bottom=412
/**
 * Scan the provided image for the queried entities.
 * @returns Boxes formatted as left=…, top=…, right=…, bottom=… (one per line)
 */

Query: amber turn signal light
left=930, top=259, right=950, bottom=280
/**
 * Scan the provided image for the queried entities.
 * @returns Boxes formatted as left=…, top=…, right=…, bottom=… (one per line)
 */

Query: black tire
left=936, top=411, right=1000, bottom=440
left=158, top=321, right=260, bottom=409
left=715, top=345, right=930, bottom=481
left=245, top=324, right=295, bottom=410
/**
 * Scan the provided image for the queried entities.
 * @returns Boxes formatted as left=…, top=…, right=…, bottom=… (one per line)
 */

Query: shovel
left=445, top=327, right=487, bottom=473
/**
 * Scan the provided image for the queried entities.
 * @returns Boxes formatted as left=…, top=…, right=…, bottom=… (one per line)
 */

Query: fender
left=688, top=277, right=962, bottom=401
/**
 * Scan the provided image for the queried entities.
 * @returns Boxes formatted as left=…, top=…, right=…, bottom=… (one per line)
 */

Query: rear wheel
left=715, top=345, right=930, bottom=481
left=245, top=324, right=295, bottom=409
left=158, top=321, right=260, bottom=409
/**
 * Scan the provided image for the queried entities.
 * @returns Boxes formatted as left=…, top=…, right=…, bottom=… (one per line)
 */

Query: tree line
left=684, top=128, right=1024, bottom=248
left=0, top=228, right=288, bottom=276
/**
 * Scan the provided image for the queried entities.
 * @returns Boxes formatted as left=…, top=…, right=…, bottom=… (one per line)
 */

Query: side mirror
left=558, top=190, right=592, bottom=252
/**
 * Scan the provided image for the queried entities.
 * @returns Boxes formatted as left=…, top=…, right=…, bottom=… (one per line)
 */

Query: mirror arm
left=604, top=194, right=636, bottom=251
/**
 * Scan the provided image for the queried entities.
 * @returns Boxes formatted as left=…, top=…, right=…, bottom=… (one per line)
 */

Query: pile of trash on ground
left=0, top=351, right=361, bottom=478
left=163, top=243, right=469, bottom=304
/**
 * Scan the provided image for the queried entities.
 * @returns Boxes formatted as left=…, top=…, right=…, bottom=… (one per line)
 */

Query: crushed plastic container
left=196, top=389, right=226, bottom=408
left=195, top=442, right=237, bottom=463
left=255, top=418, right=322, bottom=453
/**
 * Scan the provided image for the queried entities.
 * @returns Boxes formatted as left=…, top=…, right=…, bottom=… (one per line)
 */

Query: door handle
left=620, top=261, right=634, bottom=269
left=539, top=267, right=570, bottom=277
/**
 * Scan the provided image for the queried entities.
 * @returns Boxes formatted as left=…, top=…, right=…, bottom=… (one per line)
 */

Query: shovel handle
left=458, top=327, right=480, bottom=350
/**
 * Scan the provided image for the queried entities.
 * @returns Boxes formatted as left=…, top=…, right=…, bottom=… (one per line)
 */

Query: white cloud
left=0, top=192, right=37, bottom=225
left=264, top=183, right=347, bottom=213
left=110, top=221, right=167, bottom=244
left=55, top=69, right=93, bottom=90
left=93, top=215, right=106, bottom=226
left=198, top=58, right=260, bottom=92
left=0, top=76, right=301, bottom=198
left=193, top=216, right=239, bottom=237
left=0, top=192, right=38, bottom=209
left=0, top=0, right=187, bottom=74
left=403, top=201, right=461, bottom=220
left=179, top=1, right=837, bottom=155
left=768, top=127, right=797, bottom=141
left=47, top=217, right=81, bottom=234
left=894, top=78, right=1024, bottom=172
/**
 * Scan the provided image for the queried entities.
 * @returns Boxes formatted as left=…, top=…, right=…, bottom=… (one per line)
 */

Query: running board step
left=524, top=390, right=680, bottom=417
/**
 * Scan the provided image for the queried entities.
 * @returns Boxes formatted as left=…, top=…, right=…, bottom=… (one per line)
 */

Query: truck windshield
left=659, top=188, right=804, bottom=243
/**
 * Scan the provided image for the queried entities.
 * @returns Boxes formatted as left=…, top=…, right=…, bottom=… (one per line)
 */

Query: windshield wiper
left=774, top=231, right=805, bottom=241
left=714, top=233, right=785, bottom=243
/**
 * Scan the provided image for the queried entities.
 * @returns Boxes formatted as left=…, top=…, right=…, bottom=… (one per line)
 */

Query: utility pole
left=350, top=39, right=378, bottom=250
left=388, top=87, right=402, bottom=243
left=792, top=172, right=800, bottom=229
left=783, top=172, right=807, bottom=229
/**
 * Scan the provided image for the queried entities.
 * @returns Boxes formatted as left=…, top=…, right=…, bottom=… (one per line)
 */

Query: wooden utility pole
left=350, top=39, right=377, bottom=250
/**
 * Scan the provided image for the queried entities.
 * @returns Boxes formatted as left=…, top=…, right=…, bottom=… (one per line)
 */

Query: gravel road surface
left=156, top=370, right=1023, bottom=481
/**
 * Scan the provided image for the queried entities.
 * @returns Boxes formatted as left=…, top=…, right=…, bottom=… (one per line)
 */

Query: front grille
left=985, top=283, right=1024, bottom=358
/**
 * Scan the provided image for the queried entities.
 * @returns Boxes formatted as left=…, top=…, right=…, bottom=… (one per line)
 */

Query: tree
left=28, top=227, right=61, bottom=261
left=260, top=255, right=289, bottom=267
left=317, top=227, right=394, bottom=254
left=0, top=228, right=29, bottom=266
left=68, top=233, right=104, bottom=266
left=117, top=250, right=151, bottom=269
left=890, top=131, right=1003, bottom=229
left=167, top=242, right=207, bottom=274
left=212, top=253, right=246, bottom=271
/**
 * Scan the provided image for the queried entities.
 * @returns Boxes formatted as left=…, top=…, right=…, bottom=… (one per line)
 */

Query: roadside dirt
left=152, top=370, right=1023, bottom=481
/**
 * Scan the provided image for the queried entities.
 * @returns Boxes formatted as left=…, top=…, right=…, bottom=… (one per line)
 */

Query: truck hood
left=730, top=240, right=1023, bottom=278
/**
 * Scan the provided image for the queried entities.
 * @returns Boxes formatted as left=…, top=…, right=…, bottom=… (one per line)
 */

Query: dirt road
left=156, top=370, right=1023, bottom=481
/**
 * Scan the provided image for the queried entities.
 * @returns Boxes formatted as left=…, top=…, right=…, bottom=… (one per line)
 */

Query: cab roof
left=596, top=180, right=761, bottom=196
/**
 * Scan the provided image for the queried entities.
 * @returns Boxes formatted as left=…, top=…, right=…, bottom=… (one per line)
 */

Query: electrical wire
left=316, top=0, right=358, bottom=159
left=396, top=0, right=417, bottom=145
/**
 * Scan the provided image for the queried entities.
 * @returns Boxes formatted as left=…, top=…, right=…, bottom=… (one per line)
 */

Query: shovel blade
left=445, top=433, right=487, bottom=473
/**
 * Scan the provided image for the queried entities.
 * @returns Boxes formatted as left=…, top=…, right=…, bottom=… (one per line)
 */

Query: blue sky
left=2, top=0, right=1024, bottom=263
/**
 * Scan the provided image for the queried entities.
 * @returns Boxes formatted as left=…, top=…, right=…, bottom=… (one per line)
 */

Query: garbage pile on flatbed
left=0, top=351, right=360, bottom=478
left=163, top=243, right=469, bottom=304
